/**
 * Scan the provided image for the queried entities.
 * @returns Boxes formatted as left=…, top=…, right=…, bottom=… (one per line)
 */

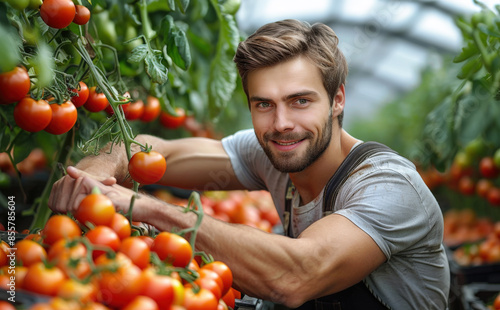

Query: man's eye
left=257, top=102, right=270, bottom=108
left=297, top=98, right=308, bottom=104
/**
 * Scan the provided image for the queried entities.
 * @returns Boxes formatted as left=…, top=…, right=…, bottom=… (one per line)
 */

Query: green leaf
left=128, top=44, right=148, bottom=63
left=0, top=24, right=21, bottom=73
left=477, top=23, right=500, bottom=38
left=162, top=16, right=192, bottom=70
left=145, top=49, right=169, bottom=84
left=146, top=0, right=174, bottom=12
left=12, top=132, right=33, bottom=165
left=175, top=0, right=189, bottom=13
left=453, top=41, right=479, bottom=63
left=29, top=42, right=54, bottom=89
left=457, top=55, right=482, bottom=80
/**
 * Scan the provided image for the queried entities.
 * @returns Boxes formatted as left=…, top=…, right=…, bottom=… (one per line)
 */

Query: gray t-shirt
left=221, top=128, right=449, bottom=310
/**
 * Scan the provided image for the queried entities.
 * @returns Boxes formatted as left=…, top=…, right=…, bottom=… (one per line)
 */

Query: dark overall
left=283, top=142, right=396, bottom=310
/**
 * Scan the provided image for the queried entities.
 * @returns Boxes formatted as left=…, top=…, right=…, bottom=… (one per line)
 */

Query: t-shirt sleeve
left=334, top=155, right=443, bottom=260
left=221, top=129, right=269, bottom=191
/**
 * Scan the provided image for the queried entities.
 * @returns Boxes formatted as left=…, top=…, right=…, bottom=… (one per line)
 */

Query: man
left=49, top=19, right=449, bottom=309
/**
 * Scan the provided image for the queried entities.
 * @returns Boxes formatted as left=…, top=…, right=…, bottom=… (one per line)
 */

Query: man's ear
left=332, top=84, right=345, bottom=117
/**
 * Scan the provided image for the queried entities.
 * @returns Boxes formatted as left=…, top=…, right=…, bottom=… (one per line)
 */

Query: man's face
left=247, top=56, right=336, bottom=173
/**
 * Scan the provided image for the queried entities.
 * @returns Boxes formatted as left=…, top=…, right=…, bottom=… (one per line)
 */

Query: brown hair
left=233, top=19, right=348, bottom=126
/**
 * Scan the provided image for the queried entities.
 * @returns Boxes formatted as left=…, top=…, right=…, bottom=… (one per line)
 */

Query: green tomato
left=6, top=0, right=29, bottom=10
left=464, top=138, right=486, bottom=159
left=28, top=0, right=42, bottom=10
left=222, top=0, right=241, bottom=15
left=493, top=148, right=500, bottom=169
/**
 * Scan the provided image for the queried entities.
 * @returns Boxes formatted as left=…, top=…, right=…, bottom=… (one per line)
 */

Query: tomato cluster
left=453, top=219, right=500, bottom=266
left=419, top=144, right=500, bottom=208
left=0, top=192, right=240, bottom=310
left=155, top=190, right=282, bottom=233
left=39, top=0, right=90, bottom=29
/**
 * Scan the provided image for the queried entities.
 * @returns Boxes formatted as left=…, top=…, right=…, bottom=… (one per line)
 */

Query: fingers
left=67, top=166, right=117, bottom=185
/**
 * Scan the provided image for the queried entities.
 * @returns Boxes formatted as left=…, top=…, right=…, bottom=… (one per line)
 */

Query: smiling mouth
left=274, top=140, right=302, bottom=146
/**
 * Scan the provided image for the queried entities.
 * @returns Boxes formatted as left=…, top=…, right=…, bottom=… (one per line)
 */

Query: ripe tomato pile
left=419, top=142, right=500, bottom=207
left=0, top=191, right=240, bottom=310
left=154, top=190, right=282, bottom=233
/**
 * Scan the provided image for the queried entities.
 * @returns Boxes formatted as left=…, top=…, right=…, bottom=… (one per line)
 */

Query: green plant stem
left=27, top=128, right=75, bottom=230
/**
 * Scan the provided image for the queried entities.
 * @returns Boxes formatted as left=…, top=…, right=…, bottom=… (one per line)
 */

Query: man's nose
left=273, top=105, right=295, bottom=132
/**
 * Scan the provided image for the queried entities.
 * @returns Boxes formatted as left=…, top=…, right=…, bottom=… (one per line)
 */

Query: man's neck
left=289, top=130, right=360, bottom=205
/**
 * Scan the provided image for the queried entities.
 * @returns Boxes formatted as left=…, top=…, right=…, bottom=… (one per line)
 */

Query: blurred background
left=236, top=0, right=495, bottom=128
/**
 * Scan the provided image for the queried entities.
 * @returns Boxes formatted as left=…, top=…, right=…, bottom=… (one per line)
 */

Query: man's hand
left=48, top=166, right=126, bottom=214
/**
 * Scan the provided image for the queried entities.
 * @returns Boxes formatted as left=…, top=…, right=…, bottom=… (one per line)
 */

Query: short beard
left=257, top=110, right=333, bottom=173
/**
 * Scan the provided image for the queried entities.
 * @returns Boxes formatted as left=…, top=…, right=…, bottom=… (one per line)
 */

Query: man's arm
left=49, top=174, right=386, bottom=308
left=74, top=134, right=245, bottom=191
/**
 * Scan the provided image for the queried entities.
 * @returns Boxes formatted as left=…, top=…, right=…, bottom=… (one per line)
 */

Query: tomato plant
left=40, top=0, right=76, bottom=29
left=0, top=66, right=30, bottom=104
left=75, top=192, right=116, bottom=227
left=128, top=150, right=167, bottom=185
left=13, top=97, right=52, bottom=132
left=151, top=231, right=192, bottom=267
left=160, top=107, right=187, bottom=129
left=44, top=101, right=78, bottom=135
left=70, top=81, right=90, bottom=108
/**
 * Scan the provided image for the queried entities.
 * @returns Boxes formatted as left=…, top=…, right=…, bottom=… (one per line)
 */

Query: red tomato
left=85, top=226, right=121, bottom=259
left=84, top=87, right=109, bottom=112
left=488, top=187, right=500, bottom=206
left=23, top=262, right=66, bottom=296
left=140, top=270, right=180, bottom=309
left=202, top=261, right=233, bottom=296
left=194, top=275, right=222, bottom=301
left=159, top=107, right=187, bottom=129
left=70, top=81, right=89, bottom=108
left=73, top=5, right=91, bottom=25
left=0, top=300, right=15, bottom=310
left=110, top=213, right=131, bottom=240
left=75, top=193, right=116, bottom=228
left=183, top=287, right=218, bottom=310
left=221, top=287, right=236, bottom=309
left=140, top=96, right=160, bottom=122
left=40, top=0, right=76, bottom=29
left=0, top=66, right=30, bottom=104
left=14, top=239, right=47, bottom=267
left=122, top=296, right=159, bottom=310
left=105, top=92, right=131, bottom=116
left=47, top=239, right=91, bottom=280
left=128, top=151, right=167, bottom=185
left=57, top=278, right=97, bottom=303
left=137, top=235, right=154, bottom=249
left=476, top=179, right=493, bottom=198
left=97, top=262, right=142, bottom=308
left=41, top=215, right=81, bottom=246
left=458, top=176, right=475, bottom=196
left=494, top=292, right=500, bottom=310
left=44, top=101, right=77, bottom=135
left=125, top=100, right=144, bottom=120
left=151, top=232, right=192, bottom=267
left=480, top=157, right=500, bottom=178
left=14, top=97, right=52, bottom=132
left=119, top=237, right=150, bottom=269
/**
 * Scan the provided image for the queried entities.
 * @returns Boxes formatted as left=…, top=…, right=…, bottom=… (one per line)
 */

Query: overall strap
left=283, top=141, right=396, bottom=237
left=322, top=141, right=397, bottom=214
